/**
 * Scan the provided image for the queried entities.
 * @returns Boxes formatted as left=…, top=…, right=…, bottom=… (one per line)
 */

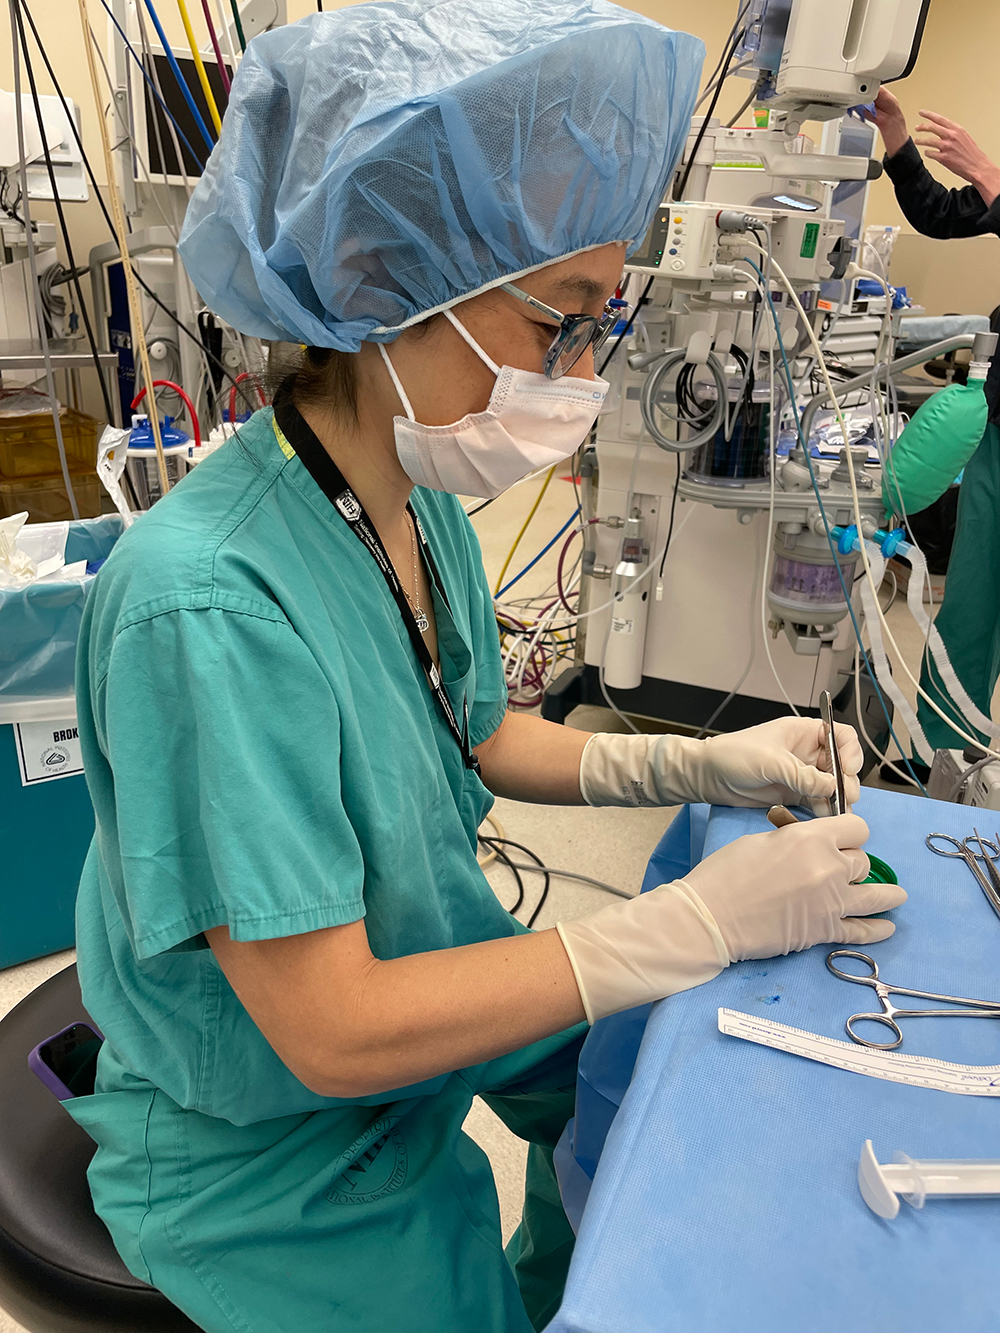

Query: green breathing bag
left=882, top=376, right=988, bottom=517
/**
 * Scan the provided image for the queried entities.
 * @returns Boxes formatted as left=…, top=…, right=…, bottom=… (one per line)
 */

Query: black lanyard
left=272, top=394, right=480, bottom=775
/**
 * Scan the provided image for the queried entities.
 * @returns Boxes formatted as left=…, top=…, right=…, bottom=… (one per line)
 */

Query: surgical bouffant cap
left=179, top=0, right=704, bottom=351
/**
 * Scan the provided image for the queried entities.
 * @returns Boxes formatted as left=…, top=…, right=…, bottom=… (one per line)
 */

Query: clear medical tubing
left=898, top=540, right=1000, bottom=744
left=857, top=539, right=935, bottom=766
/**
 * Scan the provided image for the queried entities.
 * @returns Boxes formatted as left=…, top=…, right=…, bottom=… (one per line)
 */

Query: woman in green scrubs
left=67, top=5, right=901, bottom=1330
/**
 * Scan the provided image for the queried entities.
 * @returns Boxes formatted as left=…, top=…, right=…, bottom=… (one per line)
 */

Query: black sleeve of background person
left=883, top=138, right=1000, bottom=239
left=988, top=305, right=1000, bottom=425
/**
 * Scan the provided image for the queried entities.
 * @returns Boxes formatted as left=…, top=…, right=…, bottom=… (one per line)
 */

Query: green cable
left=229, top=0, right=246, bottom=51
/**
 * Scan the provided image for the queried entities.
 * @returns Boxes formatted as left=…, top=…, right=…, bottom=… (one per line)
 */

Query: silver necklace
left=403, top=510, right=430, bottom=634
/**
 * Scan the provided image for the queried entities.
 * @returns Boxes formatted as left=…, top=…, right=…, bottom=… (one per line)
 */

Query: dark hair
left=268, top=314, right=445, bottom=421
left=266, top=344, right=360, bottom=421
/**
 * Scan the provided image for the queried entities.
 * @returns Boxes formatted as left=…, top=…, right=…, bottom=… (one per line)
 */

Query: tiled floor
left=0, top=468, right=951, bottom=1332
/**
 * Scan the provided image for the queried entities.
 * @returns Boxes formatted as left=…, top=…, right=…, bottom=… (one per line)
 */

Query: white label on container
left=14, top=718, right=84, bottom=786
left=611, top=617, right=634, bottom=635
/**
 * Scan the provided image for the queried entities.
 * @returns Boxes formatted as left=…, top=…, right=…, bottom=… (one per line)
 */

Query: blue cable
left=139, top=0, right=216, bottom=153
left=496, top=511, right=581, bottom=600
left=743, top=258, right=928, bottom=796
left=97, top=0, right=207, bottom=170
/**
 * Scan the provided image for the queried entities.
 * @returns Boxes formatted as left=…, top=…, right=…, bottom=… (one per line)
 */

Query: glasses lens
left=592, top=311, right=618, bottom=353
left=545, top=318, right=598, bottom=380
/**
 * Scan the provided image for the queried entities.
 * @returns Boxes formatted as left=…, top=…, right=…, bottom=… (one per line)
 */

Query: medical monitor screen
left=142, top=53, right=231, bottom=179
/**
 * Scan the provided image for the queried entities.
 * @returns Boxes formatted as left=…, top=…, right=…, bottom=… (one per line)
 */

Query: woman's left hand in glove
left=578, top=716, right=863, bottom=810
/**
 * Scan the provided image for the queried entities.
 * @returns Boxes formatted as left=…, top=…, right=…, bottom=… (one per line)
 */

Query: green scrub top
left=74, top=407, right=514, bottom=1125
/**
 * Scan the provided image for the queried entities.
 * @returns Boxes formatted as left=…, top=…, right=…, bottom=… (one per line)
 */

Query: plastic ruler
left=719, top=1009, right=1000, bottom=1096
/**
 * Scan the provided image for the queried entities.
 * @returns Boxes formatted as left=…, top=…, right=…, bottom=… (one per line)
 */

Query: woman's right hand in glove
left=556, top=814, right=906, bottom=1023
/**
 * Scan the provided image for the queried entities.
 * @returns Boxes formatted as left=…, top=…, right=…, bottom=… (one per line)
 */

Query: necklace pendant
left=414, top=607, right=430, bottom=633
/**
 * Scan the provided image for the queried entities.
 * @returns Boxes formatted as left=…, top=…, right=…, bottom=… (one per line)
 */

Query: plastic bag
left=0, top=514, right=125, bottom=704
left=96, top=424, right=134, bottom=527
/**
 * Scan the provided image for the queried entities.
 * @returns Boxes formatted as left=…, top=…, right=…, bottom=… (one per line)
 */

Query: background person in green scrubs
left=869, top=88, right=1000, bottom=762
left=67, top=4, right=903, bottom=1331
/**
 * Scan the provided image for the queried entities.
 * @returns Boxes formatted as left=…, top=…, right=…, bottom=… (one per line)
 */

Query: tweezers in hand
left=820, top=689, right=847, bottom=817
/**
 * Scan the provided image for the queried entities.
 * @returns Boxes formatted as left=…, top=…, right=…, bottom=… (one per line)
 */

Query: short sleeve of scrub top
left=92, top=606, right=367, bottom=957
left=74, top=408, right=515, bottom=1125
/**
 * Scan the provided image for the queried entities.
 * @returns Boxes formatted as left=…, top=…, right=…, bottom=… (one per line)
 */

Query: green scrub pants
left=917, top=423, right=1000, bottom=751
left=66, top=1026, right=586, bottom=1333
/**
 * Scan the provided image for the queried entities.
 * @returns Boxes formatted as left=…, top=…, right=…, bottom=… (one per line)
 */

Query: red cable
left=556, top=519, right=600, bottom=614
left=228, top=372, right=267, bottom=424
left=131, top=380, right=201, bottom=448
left=199, top=0, right=231, bottom=94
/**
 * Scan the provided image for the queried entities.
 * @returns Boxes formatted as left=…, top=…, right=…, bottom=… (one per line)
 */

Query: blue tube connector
left=830, top=525, right=908, bottom=559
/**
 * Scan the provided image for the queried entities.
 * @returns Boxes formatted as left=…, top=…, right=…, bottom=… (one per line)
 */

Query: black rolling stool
left=0, top=964, right=200, bottom=1332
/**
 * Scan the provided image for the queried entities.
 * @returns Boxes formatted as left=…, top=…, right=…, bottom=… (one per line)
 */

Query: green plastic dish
left=864, top=854, right=898, bottom=885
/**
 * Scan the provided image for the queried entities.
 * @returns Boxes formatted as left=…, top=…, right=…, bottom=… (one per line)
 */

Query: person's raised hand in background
left=915, top=109, right=1000, bottom=207
left=866, top=87, right=910, bottom=158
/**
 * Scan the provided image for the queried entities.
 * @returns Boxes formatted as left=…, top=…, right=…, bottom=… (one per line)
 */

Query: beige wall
left=0, top=0, right=993, bottom=375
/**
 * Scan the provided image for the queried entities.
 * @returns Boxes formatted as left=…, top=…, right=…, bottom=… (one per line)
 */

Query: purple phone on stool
left=29, top=1021, right=104, bottom=1102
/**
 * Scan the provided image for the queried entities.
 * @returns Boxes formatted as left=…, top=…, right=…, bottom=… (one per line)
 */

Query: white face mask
left=379, top=310, right=608, bottom=499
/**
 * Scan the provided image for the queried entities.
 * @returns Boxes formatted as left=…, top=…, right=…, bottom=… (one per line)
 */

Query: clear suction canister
left=767, top=526, right=858, bottom=627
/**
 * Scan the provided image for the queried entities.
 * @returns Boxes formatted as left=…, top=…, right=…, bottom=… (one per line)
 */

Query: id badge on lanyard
left=271, top=395, right=481, bottom=776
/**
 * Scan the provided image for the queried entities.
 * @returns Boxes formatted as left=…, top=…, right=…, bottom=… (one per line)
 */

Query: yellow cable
left=477, top=811, right=506, bottom=868
left=80, top=3, right=170, bottom=494
left=493, top=464, right=557, bottom=595
left=175, top=0, right=223, bottom=134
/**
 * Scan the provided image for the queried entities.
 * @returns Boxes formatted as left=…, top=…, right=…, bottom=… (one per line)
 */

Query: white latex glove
left=557, top=814, right=905, bottom=1023
left=578, top=717, right=863, bottom=810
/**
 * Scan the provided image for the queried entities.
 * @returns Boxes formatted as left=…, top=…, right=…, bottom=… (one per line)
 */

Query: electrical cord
left=17, top=3, right=260, bottom=419
left=478, top=836, right=525, bottom=916
left=479, top=834, right=632, bottom=921
left=597, top=276, right=654, bottom=379
left=656, top=454, right=681, bottom=581
left=946, top=754, right=996, bottom=805
left=12, top=0, right=116, bottom=428
left=640, top=348, right=727, bottom=451
left=95, top=0, right=207, bottom=170
left=200, top=0, right=231, bottom=94
left=692, top=0, right=753, bottom=111
left=760, top=248, right=1000, bottom=768
left=88, top=21, right=181, bottom=242
left=694, top=510, right=765, bottom=737
left=496, top=509, right=580, bottom=600
left=8, top=0, right=78, bottom=519
left=494, top=464, right=557, bottom=595
left=761, top=331, right=801, bottom=717
left=675, top=23, right=745, bottom=201
left=726, top=73, right=765, bottom=128
left=490, top=836, right=552, bottom=926
left=140, top=0, right=215, bottom=152
left=740, top=254, right=925, bottom=787
left=476, top=811, right=505, bottom=867
left=78, top=0, right=170, bottom=495
left=229, top=0, right=247, bottom=52
left=498, top=856, right=633, bottom=904
left=213, top=0, right=240, bottom=79
left=175, top=0, right=223, bottom=134
left=136, top=0, right=193, bottom=203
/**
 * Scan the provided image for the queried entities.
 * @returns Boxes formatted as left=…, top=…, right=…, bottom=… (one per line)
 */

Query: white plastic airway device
left=858, top=1139, right=1000, bottom=1219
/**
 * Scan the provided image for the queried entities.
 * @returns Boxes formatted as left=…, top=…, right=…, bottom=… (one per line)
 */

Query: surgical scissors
left=826, top=950, right=1000, bottom=1050
left=926, top=831, right=1000, bottom=923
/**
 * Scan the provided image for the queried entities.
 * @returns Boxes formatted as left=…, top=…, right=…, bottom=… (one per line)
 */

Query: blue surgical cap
left=178, top=0, right=704, bottom=350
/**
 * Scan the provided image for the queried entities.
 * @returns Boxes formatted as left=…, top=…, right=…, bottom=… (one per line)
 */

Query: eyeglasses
left=499, top=282, right=625, bottom=380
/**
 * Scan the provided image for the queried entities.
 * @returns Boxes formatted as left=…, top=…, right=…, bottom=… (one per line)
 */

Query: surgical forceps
left=926, top=831, right=1000, bottom=923
left=826, top=950, right=1000, bottom=1050
left=819, top=690, right=846, bottom=817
